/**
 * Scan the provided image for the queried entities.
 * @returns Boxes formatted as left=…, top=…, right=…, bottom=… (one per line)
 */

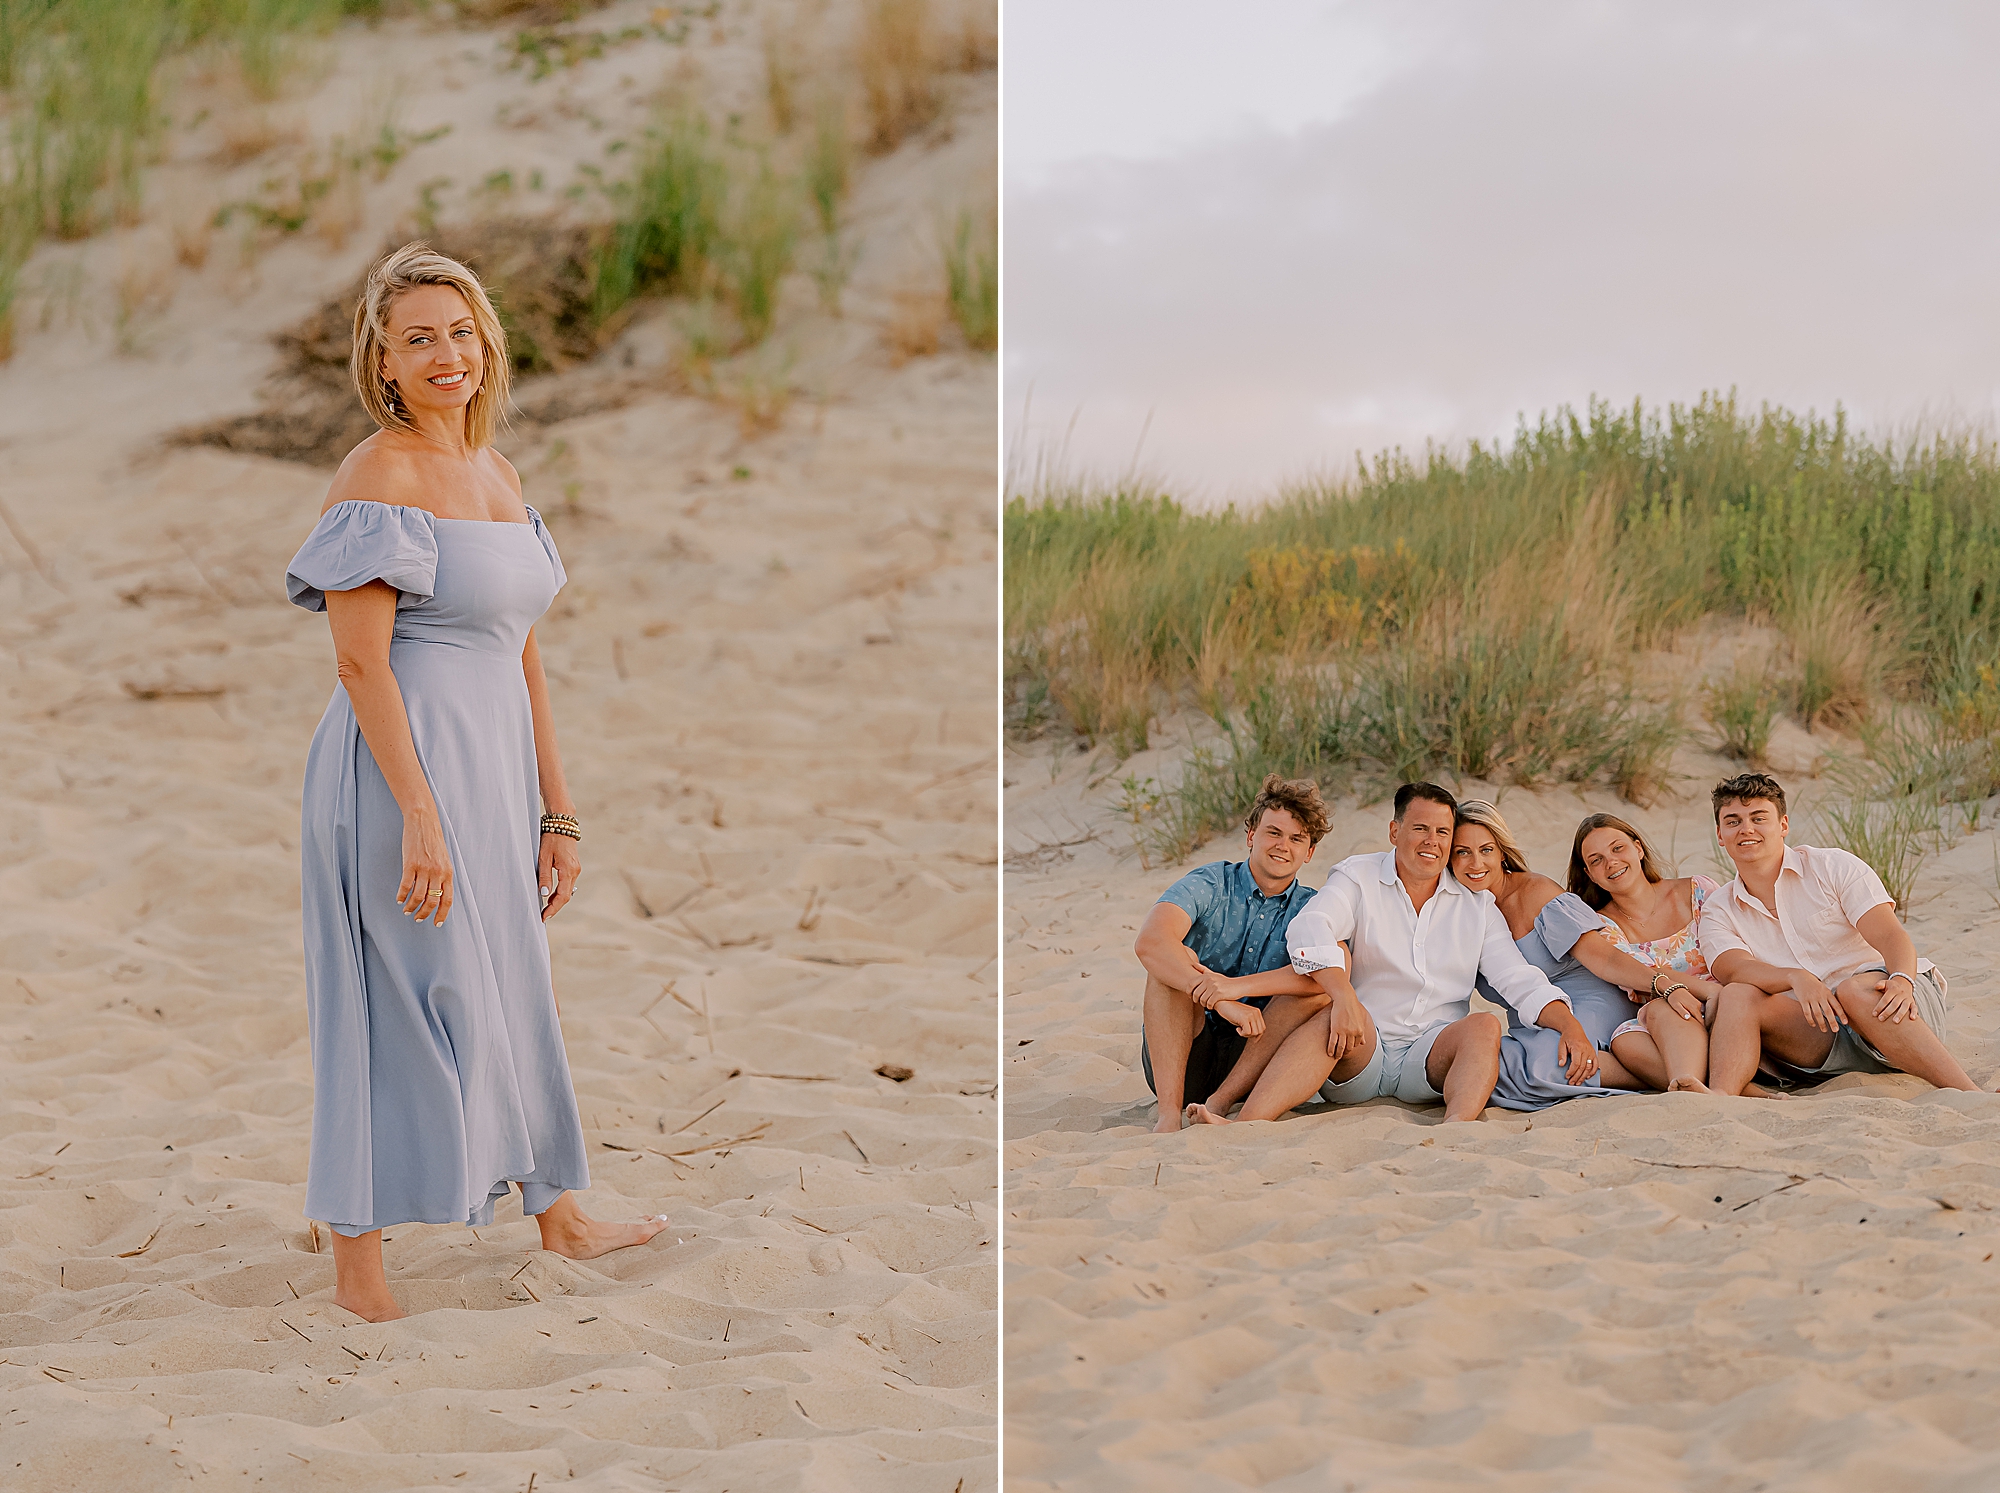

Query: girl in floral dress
left=1568, top=813, right=1728, bottom=1093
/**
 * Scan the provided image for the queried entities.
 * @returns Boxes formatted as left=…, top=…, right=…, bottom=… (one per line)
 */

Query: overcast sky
left=1004, top=1, right=2000, bottom=503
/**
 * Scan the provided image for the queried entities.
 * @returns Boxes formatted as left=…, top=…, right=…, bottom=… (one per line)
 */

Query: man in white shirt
left=1189, top=782, right=1579, bottom=1125
left=1698, top=772, right=1979, bottom=1094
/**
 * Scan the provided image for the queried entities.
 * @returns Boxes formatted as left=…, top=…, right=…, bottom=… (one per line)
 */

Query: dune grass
left=1008, top=396, right=2000, bottom=857
left=943, top=202, right=993, bottom=350
left=715, top=151, right=795, bottom=344
left=590, top=113, right=722, bottom=328
left=0, top=0, right=372, bottom=352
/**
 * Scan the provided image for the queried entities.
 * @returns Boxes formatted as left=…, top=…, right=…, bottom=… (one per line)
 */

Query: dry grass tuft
left=725, top=351, right=795, bottom=438
left=113, top=225, right=176, bottom=353
left=762, top=13, right=800, bottom=134
left=166, top=189, right=218, bottom=268
left=215, top=109, right=304, bottom=166
left=1782, top=578, right=1895, bottom=732
left=884, top=285, right=944, bottom=364
left=945, top=0, right=995, bottom=71
left=858, top=0, right=939, bottom=153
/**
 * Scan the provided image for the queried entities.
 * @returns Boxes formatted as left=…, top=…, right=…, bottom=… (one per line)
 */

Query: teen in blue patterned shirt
left=1136, top=775, right=1332, bottom=1132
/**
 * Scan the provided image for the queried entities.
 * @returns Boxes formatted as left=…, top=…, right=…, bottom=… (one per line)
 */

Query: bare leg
left=1591, top=1045, right=1646, bottom=1090
left=1425, top=1012, right=1501, bottom=1121
left=530, top=1189, right=669, bottom=1260
left=1196, top=1006, right=1378, bottom=1124
left=1833, top=977, right=1978, bottom=1091
left=1646, top=997, right=1711, bottom=1091
left=1189, top=994, right=1326, bottom=1122
left=1710, top=983, right=1832, bottom=1097
left=1142, top=973, right=1201, bottom=1133
left=1608, top=1029, right=1667, bottom=1089
left=330, top=1229, right=404, bottom=1322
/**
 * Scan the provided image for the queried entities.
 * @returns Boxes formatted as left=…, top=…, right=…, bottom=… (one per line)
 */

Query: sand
left=1004, top=709, right=2000, bottom=1491
left=0, top=5, right=996, bottom=1489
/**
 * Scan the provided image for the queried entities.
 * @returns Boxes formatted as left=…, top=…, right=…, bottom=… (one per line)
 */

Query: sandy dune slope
left=0, top=5, right=996, bottom=1489
left=1004, top=729, right=2000, bottom=1492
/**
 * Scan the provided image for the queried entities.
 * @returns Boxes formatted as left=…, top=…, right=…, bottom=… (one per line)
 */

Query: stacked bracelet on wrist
left=540, top=813, right=581, bottom=841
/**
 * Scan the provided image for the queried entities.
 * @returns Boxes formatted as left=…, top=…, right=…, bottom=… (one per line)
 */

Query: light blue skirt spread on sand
left=1478, top=893, right=1640, bottom=1112
left=287, top=500, right=589, bottom=1237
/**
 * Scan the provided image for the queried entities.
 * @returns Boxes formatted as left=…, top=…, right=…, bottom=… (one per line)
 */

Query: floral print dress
left=1604, top=874, right=1722, bottom=1040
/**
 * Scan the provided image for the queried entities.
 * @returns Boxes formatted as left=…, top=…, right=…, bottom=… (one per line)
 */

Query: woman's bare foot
left=536, top=1208, right=670, bottom=1261
left=328, top=1228, right=403, bottom=1321
left=1666, top=1077, right=1711, bottom=1093
left=1184, top=1102, right=1232, bottom=1125
left=331, top=1285, right=405, bottom=1323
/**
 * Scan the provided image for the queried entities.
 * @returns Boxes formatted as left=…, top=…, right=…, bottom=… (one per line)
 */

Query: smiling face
left=379, top=283, right=484, bottom=425
left=1450, top=822, right=1507, bottom=893
left=1389, top=796, right=1456, bottom=888
left=1578, top=825, right=1649, bottom=898
left=1244, top=805, right=1315, bottom=889
left=1715, top=795, right=1788, bottom=871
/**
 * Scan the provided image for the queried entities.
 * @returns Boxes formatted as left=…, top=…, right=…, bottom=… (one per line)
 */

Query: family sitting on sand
left=1138, top=772, right=1980, bottom=1132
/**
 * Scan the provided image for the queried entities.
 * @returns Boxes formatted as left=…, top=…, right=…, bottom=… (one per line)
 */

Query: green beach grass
left=1006, top=395, right=2000, bottom=874
left=0, top=0, right=376, bottom=343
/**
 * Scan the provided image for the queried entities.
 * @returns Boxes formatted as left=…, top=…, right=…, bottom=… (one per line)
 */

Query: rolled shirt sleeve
left=1287, top=872, right=1360, bottom=974
left=1828, top=849, right=1895, bottom=924
left=1474, top=899, right=1570, bottom=1025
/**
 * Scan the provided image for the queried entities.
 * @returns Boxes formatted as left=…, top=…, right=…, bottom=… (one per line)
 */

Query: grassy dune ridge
left=1005, top=394, right=2000, bottom=878
left=0, top=0, right=998, bottom=360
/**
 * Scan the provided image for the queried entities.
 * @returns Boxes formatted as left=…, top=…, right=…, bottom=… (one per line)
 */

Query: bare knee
left=1833, top=975, right=1879, bottom=1017
left=1466, top=1010, right=1503, bottom=1050
left=1718, top=982, right=1764, bottom=1014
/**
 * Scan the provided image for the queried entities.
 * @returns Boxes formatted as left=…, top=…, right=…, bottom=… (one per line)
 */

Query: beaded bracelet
left=540, top=814, right=581, bottom=840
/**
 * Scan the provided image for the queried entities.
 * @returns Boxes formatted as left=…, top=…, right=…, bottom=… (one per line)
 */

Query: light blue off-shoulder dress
left=286, top=500, right=589, bottom=1237
left=1478, top=893, right=1640, bottom=1111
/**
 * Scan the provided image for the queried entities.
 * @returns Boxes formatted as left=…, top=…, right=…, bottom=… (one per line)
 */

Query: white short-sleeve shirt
left=1697, top=843, right=1929, bottom=986
left=1284, top=851, right=1568, bottom=1042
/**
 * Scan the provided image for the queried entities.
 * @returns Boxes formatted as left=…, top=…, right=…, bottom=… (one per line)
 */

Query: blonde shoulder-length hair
left=351, top=242, right=511, bottom=448
left=1452, top=798, right=1532, bottom=875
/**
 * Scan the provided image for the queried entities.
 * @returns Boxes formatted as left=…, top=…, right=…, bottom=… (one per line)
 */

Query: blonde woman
left=286, top=243, right=665, bottom=1323
left=1453, top=800, right=1699, bottom=1105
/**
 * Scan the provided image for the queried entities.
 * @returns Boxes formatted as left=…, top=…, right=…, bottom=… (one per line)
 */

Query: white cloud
left=1005, top=1, right=2000, bottom=502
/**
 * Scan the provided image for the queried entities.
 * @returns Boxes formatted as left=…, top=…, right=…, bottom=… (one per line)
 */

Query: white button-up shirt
left=1285, top=851, right=1569, bottom=1041
left=1697, top=843, right=1931, bottom=987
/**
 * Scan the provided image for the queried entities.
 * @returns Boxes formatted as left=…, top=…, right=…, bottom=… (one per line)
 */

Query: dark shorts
left=1140, top=1000, right=1268, bottom=1106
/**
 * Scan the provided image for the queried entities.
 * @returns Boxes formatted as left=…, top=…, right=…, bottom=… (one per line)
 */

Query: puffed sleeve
left=525, top=505, right=568, bottom=594
left=1535, top=893, right=1618, bottom=961
left=285, top=500, right=439, bottom=612
left=1476, top=900, right=1570, bottom=1024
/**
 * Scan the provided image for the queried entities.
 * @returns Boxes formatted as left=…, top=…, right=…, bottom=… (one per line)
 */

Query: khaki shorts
left=1318, top=1019, right=1449, bottom=1106
left=1767, top=966, right=1949, bottom=1081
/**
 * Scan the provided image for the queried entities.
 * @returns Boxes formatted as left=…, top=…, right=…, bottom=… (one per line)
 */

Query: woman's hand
left=539, top=831, right=581, bottom=922
left=398, top=808, right=453, bottom=927
left=1659, top=985, right=1705, bottom=1021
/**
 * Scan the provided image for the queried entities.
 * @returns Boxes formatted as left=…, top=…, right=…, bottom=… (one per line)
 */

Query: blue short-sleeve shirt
left=1158, top=860, right=1316, bottom=981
